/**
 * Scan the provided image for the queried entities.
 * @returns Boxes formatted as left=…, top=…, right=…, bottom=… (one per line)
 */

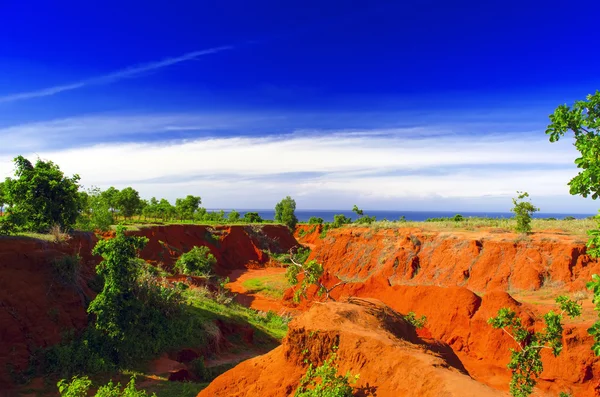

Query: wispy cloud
left=0, top=46, right=233, bottom=103
left=0, top=123, right=587, bottom=211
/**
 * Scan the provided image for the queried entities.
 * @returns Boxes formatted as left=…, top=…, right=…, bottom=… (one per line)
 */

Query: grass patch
left=366, top=217, right=597, bottom=237
left=185, top=287, right=290, bottom=341
left=241, top=274, right=292, bottom=300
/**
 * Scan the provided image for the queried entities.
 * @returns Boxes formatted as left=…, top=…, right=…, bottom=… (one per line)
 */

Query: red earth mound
left=283, top=273, right=600, bottom=395
left=0, top=224, right=296, bottom=389
left=295, top=225, right=599, bottom=292
left=198, top=297, right=506, bottom=397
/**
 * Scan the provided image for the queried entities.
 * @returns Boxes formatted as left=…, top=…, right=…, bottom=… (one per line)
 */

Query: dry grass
left=365, top=217, right=596, bottom=237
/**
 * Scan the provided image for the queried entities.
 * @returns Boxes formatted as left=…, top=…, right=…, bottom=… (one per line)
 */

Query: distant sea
left=209, top=210, right=595, bottom=223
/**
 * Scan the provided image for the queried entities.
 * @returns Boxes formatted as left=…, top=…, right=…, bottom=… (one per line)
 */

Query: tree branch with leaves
left=488, top=296, right=582, bottom=397
left=286, top=247, right=345, bottom=303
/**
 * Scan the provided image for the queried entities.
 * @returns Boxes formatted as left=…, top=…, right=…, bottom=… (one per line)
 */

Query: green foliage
left=404, top=312, right=427, bottom=329
left=0, top=181, right=5, bottom=213
left=189, top=357, right=210, bottom=382
left=546, top=91, right=600, bottom=199
left=227, top=210, right=241, bottom=222
left=564, top=216, right=576, bottom=221
left=487, top=296, right=581, bottom=397
left=332, top=214, right=352, bottom=228
left=294, top=352, right=358, bottom=397
left=4, top=156, right=81, bottom=232
left=243, top=211, right=263, bottom=223
left=57, top=376, right=154, bottom=397
left=586, top=274, right=600, bottom=356
left=275, top=196, right=298, bottom=229
left=77, top=187, right=114, bottom=232
left=57, top=375, right=92, bottom=397
left=453, top=214, right=464, bottom=221
left=352, top=205, right=376, bottom=225
left=52, top=254, right=82, bottom=286
left=351, top=205, right=364, bottom=217
left=174, top=246, right=216, bottom=276
left=0, top=216, right=15, bottom=235
left=175, top=195, right=201, bottom=221
left=294, top=246, right=311, bottom=265
left=511, top=192, right=539, bottom=234
left=287, top=259, right=325, bottom=302
left=116, top=187, right=142, bottom=219
left=308, top=216, right=324, bottom=224
left=88, top=225, right=149, bottom=340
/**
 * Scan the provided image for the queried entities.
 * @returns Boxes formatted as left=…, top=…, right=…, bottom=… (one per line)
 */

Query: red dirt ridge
left=198, top=297, right=507, bottom=397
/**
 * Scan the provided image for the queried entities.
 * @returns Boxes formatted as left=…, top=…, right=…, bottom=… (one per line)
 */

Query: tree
left=547, top=91, right=600, bottom=362
left=275, top=196, right=298, bottom=229
left=351, top=205, right=364, bottom=217
left=511, top=192, right=539, bottom=234
left=287, top=248, right=345, bottom=303
left=228, top=210, right=241, bottom=223
left=116, top=187, right=141, bottom=219
left=352, top=205, right=376, bottom=225
left=175, top=195, right=201, bottom=221
left=101, top=187, right=120, bottom=215
left=546, top=91, right=600, bottom=199
left=0, top=181, right=6, bottom=214
left=488, top=297, right=581, bottom=397
left=77, top=187, right=114, bottom=231
left=173, top=246, right=216, bottom=276
left=4, top=156, right=81, bottom=232
left=243, top=212, right=263, bottom=223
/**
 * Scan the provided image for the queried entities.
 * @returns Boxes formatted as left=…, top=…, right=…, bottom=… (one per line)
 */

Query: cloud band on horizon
left=0, top=46, right=233, bottom=104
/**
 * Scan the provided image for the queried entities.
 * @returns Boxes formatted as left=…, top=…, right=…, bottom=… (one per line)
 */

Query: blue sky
left=1, top=0, right=599, bottom=212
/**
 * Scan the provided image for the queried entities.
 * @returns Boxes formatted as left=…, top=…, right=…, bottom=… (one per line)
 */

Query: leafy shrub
left=295, top=352, right=358, bottom=397
left=174, top=246, right=216, bottom=276
left=275, top=196, right=298, bottom=229
left=308, top=217, right=324, bottom=225
left=243, top=212, right=263, bottom=223
left=511, top=191, right=539, bottom=234
left=52, top=255, right=82, bottom=286
left=287, top=259, right=324, bottom=302
left=57, top=375, right=154, bottom=397
left=190, top=357, right=210, bottom=381
left=332, top=214, right=352, bottom=228
left=293, top=246, right=311, bottom=265
left=404, top=312, right=427, bottom=329
left=0, top=216, right=15, bottom=235
left=488, top=296, right=581, bottom=397
left=563, top=216, right=576, bottom=221
left=453, top=214, right=464, bottom=221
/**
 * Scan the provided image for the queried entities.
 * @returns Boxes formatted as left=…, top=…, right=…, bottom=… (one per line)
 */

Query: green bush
left=52, top=255, right=82, bottom=286
left=295, top=352, right=358, bottom=397
left=275, top=196, right=298, bottom=229
left=58, top=375, right=154, bottom=397
left=332, top=214, right=352, bottom=228
left=308, top=217, right=324, bottom=225
left=243, top=212, right=263, bottom=223
left=174, top=246, right=216, bottom=276
left=294, top=246, right=311, bottom=265
left=190, top=357, right=210, bottom=381
left=511, top=192, right=539, bottom=234
left=404, top=312, right=427, bottom=329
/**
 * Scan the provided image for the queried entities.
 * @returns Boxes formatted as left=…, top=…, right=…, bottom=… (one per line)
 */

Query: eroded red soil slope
left=291, top=225, right=600, bottom=396
left=0, top=224, right=296, bottom=389
left=295, top=225, right=598, bottom=292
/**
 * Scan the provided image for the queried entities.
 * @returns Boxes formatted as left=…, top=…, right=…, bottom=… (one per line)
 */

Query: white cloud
left=0, top=46, right=232, bottom=103
left=0, top=121, right=587, bottom=211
